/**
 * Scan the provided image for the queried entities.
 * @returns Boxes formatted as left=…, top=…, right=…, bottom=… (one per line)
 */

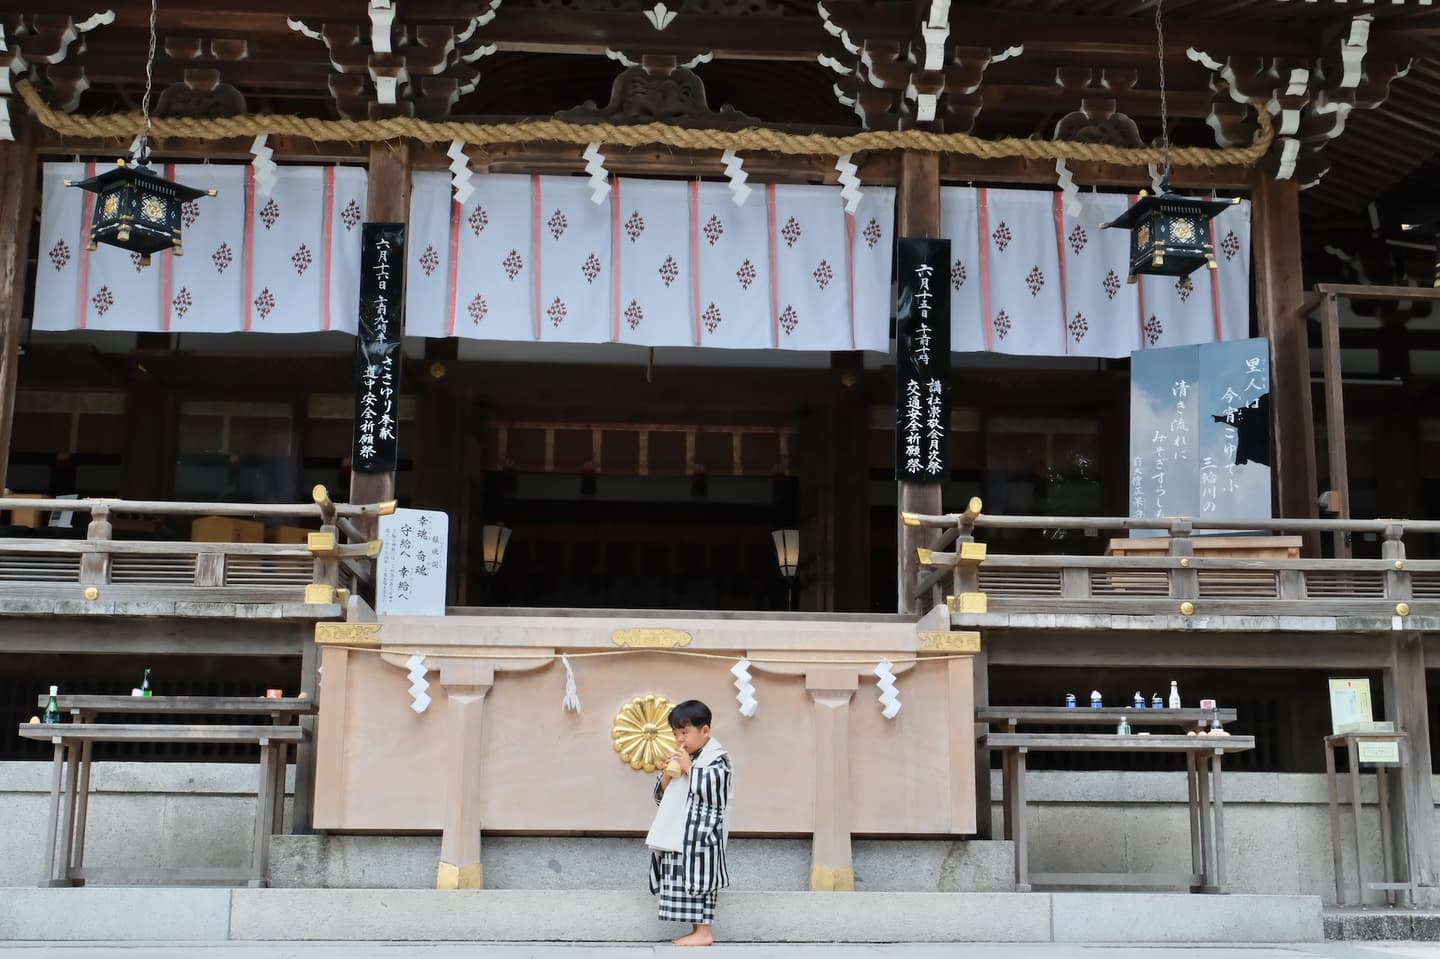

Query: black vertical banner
left=895, top=237, right=951, bottom=482
left=352, top=223, right=406, bottom=473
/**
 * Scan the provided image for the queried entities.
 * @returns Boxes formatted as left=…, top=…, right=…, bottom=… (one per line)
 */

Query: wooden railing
left=907, top=500, right=1440, bottom=626
left=0, top=486, right=387, bottom=612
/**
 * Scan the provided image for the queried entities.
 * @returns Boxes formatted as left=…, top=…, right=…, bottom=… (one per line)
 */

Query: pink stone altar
left=311, top=613, right=978, bottom=889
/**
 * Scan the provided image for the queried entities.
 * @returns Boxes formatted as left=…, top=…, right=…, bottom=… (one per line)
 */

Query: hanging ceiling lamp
left=1104, top=0, right=1239, bottom=282
left=65, top=0, right=214, bottom=266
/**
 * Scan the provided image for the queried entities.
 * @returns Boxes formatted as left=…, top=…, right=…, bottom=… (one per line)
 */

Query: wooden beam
left=896, top=150, right=941, bottom=616
left=1251, top=173, right=1319, bottom=554
left=349, top=140, right=413, bottom=531
left=0, top=118, right=38, bottom=493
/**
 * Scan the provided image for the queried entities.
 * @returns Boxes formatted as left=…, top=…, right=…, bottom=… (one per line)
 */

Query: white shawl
left=645, top=738, right=727, bottom=853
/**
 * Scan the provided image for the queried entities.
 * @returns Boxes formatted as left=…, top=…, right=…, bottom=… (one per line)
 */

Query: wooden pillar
left=805, top=668, right=858, bottom=890
left=436, top=660, right=494, bottom=890
left=1384, top=632, right=1437, bottom=904
left=831, top=358, right=870, bottom=612
left=896, top=151, right=941, bottom=612
left=350, top=140, right=413, bottom=523
left=0, top=120, right=38, bottom=493
left=1250, top=173, right=1319, bottom=552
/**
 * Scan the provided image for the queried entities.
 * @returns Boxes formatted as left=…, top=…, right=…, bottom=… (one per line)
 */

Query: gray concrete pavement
left=2, top=944, right=1440, bottom=958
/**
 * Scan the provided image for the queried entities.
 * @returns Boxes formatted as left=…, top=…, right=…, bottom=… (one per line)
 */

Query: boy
left=644, top=699, right=733, bottom=947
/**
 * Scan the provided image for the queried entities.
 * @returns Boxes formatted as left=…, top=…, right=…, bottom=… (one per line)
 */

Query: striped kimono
left=647, top=739, right=733, bottom=924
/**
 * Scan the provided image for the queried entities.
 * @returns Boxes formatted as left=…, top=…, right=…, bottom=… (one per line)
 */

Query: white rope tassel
left=731, top=659, right=758, bottom=717
left=251, top=134, right=278, bottom=197
left=721, top=149, right=752, bottom=206
left=582, top=143, right=611, bottom=204
left=447, top=140, right=476, bottom=206
left=874, top=660, right=901, bottom=719
left=561, top=654, right=582, bottom=713
left=406, top=654, right=432, bottom=714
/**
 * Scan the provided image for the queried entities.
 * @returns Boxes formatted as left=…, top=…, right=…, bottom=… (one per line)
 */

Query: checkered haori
left=648, top=750, right=733, bottom=924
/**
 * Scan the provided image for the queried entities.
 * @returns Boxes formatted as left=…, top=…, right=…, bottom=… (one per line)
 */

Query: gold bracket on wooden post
left=947, top=593, right=988, bottom=614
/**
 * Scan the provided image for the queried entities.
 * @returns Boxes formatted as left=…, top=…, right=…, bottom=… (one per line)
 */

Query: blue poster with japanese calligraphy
left=1129, top=337, right=1271, bottom=531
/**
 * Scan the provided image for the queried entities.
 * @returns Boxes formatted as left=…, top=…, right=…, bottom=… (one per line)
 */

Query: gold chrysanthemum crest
left=611, top=694, right=677, bottom=772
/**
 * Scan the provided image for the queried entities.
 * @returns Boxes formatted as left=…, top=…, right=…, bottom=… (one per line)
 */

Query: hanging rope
left=15, top=78, right=1274, bottom=169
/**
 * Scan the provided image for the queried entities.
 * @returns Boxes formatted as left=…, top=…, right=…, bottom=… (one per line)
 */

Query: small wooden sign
left=1358, top=739, right=1401, bottom=766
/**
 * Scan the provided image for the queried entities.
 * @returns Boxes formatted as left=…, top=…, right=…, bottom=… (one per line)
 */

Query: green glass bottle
left=141, top=668, right=152, bottom=697
left=43, top=686, right=61, bottom=724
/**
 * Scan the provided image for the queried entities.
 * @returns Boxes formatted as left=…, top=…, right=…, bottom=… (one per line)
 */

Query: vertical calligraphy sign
left=1129, top=337, right=1271, bottom=530
left=353, top=223, right=406, bottom=473
left=895, top=238, right=952, bottom=481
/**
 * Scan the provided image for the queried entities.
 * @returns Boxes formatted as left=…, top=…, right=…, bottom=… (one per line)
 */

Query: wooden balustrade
left=0, top=488, right=386, bottom=613
left=908, top=502, right=1440, bottom=629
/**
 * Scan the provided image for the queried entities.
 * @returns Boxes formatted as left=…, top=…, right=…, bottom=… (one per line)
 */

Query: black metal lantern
left=66, top=158, right=214, bottom=266
left=1101, top=0, right=1241, bottom=282
left=1104, top=190, right=1241, bottom=282
left=63, top=0, right=214, bottom=267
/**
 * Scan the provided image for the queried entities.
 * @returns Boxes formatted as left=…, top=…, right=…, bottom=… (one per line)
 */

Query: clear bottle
left=1133, top=691, right=1146, bottom=710
left=1090, top=690, right=1103, bottom=709
left=1168, top=680, right=1181, bottom=709
left=1116, top=714, right=1131, bottom=735
left=141, top=668, right=152, bottom=697
left=42, top=686, right=61, bottom=724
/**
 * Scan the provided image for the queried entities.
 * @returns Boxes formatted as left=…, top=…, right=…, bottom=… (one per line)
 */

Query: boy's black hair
left=668, top=699, right=712, bottom=730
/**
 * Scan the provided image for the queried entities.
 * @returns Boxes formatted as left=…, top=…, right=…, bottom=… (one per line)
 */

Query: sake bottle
left=42, top=686, right=61, bottom=724
left=1168, top=680, right=1181, bottom=709
left=141, top=668, right=152, bottom=697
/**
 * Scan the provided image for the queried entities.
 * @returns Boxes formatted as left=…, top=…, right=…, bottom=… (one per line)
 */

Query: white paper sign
left=377, top=508, right=449, bottom=616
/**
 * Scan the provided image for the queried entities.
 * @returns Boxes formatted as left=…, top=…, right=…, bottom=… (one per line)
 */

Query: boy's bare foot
left=673, top=925, right=714, bottom=947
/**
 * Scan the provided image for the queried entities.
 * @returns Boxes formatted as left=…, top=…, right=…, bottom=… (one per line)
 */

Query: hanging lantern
left=66, top=157, right=214, bottom=266
left=1103, top=190, right=1240, bottom=282
left=1400, top=219, right=1440, bottom=288
left=62, top=0, right=214, bottom=267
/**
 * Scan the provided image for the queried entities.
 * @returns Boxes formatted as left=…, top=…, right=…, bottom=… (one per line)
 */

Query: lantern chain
left=1155, top=0, right=1170, bottom=188
left=138, top=0, right=158, bottom=163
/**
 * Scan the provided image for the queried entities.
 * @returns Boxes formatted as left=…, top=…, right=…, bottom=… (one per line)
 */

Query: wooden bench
left=982, top=729, right=1254, bottom=894
left=19, top=695, right=313, bottom=887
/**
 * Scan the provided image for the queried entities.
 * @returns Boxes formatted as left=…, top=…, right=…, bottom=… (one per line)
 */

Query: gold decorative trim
left=958, top=541, right=987, bottom=563
left=436, top=861, right=483, bottom=890
left=612, top=694, right=677, bottom=772
left=916, top=548, right=934, bottom=565
left=1397, top=602, right=1411, bottom=617
left=612, top=628, right=692, bottom=648
left=83, top=586, right=99, bottom=601
left=315, top=623, right=382, bottom=647
left=305, top=584, right=338, bottom=605
left=901, top=512, right=921, bottom=527
left=918, top=631, right=981, bottom=653
left=810, top=865, right=856, bottom=891
left=947, top=592, right=988, bottom=614
left=1180, top=601, right=1195, bottom=616
left=307, top=532, right=337, bottom=555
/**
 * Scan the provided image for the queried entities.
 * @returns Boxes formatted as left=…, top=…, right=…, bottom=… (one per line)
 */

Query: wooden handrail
left=904, top=512, right=1440, bottom=536
left=0, top=494, right=391, bottom=521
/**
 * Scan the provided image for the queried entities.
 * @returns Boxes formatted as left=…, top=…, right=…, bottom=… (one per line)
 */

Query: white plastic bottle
left=1168, top=680, right=1181, bottom=709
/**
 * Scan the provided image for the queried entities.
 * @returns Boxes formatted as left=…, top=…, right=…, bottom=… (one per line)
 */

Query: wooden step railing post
left=79, top=505, right=112, bottom=586
left=1167, top=519, right=1198, bottom=601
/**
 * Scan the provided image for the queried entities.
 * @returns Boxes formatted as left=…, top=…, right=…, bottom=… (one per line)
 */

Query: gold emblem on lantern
left=140, top=196, right=167, bottom=222
left=103, top=194, right=120, bottom=218
left=611, top=694, right=677, bottom=772
left=1136, top=223, right=1151, bottom=249
left=1171, top=217, right=1197, bottom=244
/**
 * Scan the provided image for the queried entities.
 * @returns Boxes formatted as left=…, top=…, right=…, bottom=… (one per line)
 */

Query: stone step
left=0, top=888, right=1323, bottom=943
left=1324, top=908, right=1440, bottom=941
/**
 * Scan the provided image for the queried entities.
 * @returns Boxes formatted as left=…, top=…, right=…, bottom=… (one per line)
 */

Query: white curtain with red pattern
left=939, top=186, right=1252, bottom=358
left=34, top=162, right=367, bottom=335
left=33, top=162, right=1251, bottom=358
